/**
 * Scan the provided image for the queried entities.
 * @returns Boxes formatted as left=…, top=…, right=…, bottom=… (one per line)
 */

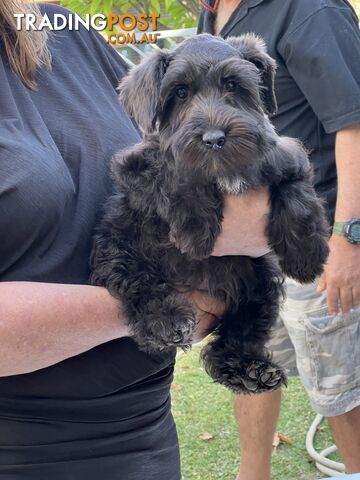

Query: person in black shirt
left=0, top=2, right=220, bottom=478
left=198, top=0, right=360, bottom=477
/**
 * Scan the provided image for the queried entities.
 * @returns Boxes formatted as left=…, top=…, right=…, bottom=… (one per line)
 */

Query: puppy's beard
left=170, top=128, right=261, bottom=188
left=166, top=108, right=263, bottom=169
left=216, top=176, right=250, bottom=194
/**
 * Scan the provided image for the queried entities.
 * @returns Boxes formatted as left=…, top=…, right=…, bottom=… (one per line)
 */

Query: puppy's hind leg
left=201, top=307, right=286, bottom=394
left=201, top=258, right=286, bottom=394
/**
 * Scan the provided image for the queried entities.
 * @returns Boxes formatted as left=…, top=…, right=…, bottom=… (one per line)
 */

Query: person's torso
left=0, top=3, right=175, bottom=444
left=0, top=9, right=137, bottom=283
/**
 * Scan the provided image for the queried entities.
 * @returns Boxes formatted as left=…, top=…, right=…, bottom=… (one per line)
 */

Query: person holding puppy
left=0, top=1, right=222, bottom=478
left=198, top=0, right=360, bottom=477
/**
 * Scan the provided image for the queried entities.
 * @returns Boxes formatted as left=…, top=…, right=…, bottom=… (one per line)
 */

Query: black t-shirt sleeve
left=40, top=3, right=129, bottom=90
left=86, top=29, right=129, bottom=89
left=278, top=6, right=360, bottom=134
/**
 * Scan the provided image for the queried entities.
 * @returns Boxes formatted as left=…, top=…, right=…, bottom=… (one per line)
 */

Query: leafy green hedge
left=62, top=0, right=200, bottom=29
left=62, top=0, right=359, bottom=30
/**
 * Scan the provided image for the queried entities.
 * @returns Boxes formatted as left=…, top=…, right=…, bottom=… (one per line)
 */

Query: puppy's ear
left=226, top=34, right=277, bottom=115
left=119, top=49, right=171, bottom=133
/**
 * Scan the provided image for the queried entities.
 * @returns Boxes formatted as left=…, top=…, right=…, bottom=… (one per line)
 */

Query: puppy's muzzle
left=202, top=129, right=226, bottom=150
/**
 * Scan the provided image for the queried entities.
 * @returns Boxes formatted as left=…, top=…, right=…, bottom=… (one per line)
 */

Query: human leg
left=234, top=306, right=298, bottom=480
left=235, top=389, right=281, bottom=480
left=328, top=406, right=360, bottom=473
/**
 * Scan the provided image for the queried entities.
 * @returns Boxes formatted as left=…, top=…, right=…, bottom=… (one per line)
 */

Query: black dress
left=0, top=4, right=180, bottom=479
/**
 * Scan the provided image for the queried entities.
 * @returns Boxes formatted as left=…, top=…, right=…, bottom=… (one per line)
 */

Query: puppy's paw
left=132, top=294, right=197, bottom=352
left=202, top=346, right=286, bottom=394
left=238, top=360, right=287, bottom=394
left=158, top=299, right=196, bottom=349
left=280, top=235, right=329, bottom=284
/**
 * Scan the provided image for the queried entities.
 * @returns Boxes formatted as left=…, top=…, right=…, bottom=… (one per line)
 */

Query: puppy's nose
left=202, top=130, right=226, bottom=150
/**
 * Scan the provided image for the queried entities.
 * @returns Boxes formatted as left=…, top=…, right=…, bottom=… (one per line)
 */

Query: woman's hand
left=186, top=290, right=225, bottom=343
left=212, top=188, right=271, bottom=257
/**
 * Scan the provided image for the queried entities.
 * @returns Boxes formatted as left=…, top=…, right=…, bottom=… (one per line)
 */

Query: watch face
left=348, top=221, right=360, bottom=243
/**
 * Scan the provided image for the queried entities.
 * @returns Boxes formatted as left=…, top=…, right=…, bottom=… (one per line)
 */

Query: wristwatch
left=333, top=218, right=360, bottom=244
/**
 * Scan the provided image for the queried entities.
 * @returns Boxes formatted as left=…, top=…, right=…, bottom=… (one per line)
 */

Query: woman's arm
left=212, top=188, right=271, bottom=257
left=0, top=282, right=126, bottom=376
left=0, top=282, right=223, bottom=377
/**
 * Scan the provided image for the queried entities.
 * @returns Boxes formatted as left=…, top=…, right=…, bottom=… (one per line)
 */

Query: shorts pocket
left=303, top=307, right=360, bottom=394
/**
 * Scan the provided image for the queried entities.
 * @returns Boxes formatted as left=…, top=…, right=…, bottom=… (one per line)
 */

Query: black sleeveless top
left=0, top=5, right=179, bottom=479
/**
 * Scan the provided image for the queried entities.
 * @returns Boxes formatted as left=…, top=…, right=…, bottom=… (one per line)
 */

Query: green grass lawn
left=172, top=346, right=341, bottom=480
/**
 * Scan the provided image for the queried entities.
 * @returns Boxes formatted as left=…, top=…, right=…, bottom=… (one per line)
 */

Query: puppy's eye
left=175, top=86, right=189, bottom=99
left=225, top=80, right=237, bottom=92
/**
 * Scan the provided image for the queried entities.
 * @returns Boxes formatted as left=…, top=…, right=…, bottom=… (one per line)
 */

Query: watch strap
left=332, top=221, right=345, bottom=236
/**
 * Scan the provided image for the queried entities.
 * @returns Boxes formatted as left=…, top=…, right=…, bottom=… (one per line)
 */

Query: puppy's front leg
left=264, top=138, right=330, bottom=283
left=90, top=206, right=197, bottom=353
left=168, top=182, right=224, bottom=260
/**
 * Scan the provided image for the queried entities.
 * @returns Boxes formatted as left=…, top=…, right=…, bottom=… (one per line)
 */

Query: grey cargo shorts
left=269, top=278, right=360, bottom=417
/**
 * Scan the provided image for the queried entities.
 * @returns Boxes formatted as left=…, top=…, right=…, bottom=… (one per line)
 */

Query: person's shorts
left=268, top=278, right=360, bottom=417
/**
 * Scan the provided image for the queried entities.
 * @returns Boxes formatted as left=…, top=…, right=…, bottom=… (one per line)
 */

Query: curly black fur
left=90, top=34, right=329, bottom=394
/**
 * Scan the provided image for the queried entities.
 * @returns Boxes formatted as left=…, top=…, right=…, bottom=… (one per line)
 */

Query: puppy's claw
left=241, top=361, right=287, bottom=393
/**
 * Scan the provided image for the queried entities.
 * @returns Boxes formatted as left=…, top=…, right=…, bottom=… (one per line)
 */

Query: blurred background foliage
left=61, top=0, right=360, bottom=30
left=62, top=0, right=200, bottom=29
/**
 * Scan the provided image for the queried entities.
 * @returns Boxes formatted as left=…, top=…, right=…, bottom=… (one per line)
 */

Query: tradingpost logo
left=14, top=12, right=161, bottom=45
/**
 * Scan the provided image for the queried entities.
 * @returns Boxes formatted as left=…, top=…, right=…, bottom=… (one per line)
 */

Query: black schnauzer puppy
left=91, top=34, right=329, bottom=394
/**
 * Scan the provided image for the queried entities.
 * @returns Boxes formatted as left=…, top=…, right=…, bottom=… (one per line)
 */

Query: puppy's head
left=120, top=34, right=278, bottom=190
